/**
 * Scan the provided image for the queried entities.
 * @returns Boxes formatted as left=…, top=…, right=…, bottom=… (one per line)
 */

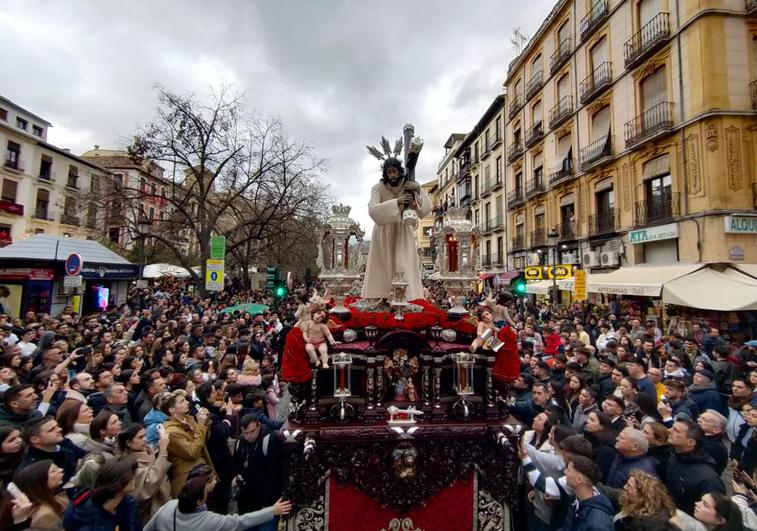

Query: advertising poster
left=0, top=284, right=23, bottom=317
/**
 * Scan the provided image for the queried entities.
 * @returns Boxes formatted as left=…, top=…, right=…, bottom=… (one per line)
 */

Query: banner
left=205, top=259, right=224, bottom=291
left=574, top=269, right=587, bottom=301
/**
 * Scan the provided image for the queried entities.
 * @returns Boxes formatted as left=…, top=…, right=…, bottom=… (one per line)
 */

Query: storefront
left=0, top=235, right=138, bottom=317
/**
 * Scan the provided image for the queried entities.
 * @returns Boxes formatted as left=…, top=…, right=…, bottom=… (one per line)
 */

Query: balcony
left=525, top=121, right=544, bottom=148
left=491, top=133, right=503, bottom=148
left=624, top=101, right=674, bottom=148
left=634, top=193, right=680, bottom=227
left=38, top=170, right=56, bottom=182
left=460, top=193, right=471, bottom=207
left=507, top=139, right=524, bottom=162
left=526, top=70, right=543, bottom=100
left=508, top=94, right=523, bottom=119
left=624, top=13, right=670, bottom=70
left=482, top=254, right=492, bottom=268
left=549, top=157, right=575, bottom=186
left=66, top=176, right=79, bottom=189
left=525, top=176, right=546, bottom=198
left=550, top=37, right=572, bottom=74
left=579, top=62, right=612, bottom=104
left=580, top=134, right=613, bottom=171
left=750, top=0, right=757, bottom=16
left=459, top=161, right=471, bottom=179
left=508, top=187, right=525, bottom=208
left=530, top=227, right=547, bottom=247
left=580, top=0, right=609, bottom=41
left=481, top=181, right=492, bottom=197
left=471, top=154, right=481, bottom=169
left=751, top=80, right=757, bottom=110
left=3, top=158, right=24, bottom=173
left=33, top=208, right=53, bottom=221
left=511, top=234, right=526, bottom=251
left=557, top=221, right=578, bottom=240
left=61, top=212, right=81, bottom=226
left=492, top=178, right=503, bottom=191
left=481, top=144, right=492, bottom=160
left=489, top=216, right=504, bottom=232
left=549, top=96, right=573, bottom=129
left=588, top=208, right=618, bottom=235
left=0, top=200, right=23, bottom=216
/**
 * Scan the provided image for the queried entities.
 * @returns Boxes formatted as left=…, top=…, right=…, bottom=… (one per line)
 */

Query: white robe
left=361, top=181, right=431, bottom=301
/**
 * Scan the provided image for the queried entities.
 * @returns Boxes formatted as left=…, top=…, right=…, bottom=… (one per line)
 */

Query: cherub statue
left=303, top=309, right=338, bottom=369
left=295, top=287, right=332, bottom=331
left=470, top=310, right=498, bottom=352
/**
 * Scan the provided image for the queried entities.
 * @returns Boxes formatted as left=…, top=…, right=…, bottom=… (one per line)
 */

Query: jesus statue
left=361, top=157, right=431, bottom=301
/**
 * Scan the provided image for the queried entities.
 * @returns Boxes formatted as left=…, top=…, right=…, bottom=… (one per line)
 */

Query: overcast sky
left=2, top=0, right=553, bottom=234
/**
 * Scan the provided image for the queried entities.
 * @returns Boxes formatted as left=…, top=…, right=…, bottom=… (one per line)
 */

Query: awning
left=143, top=263, right=193, bottom=279
left=585, top=263, right=703, bottom=297
left=558, top=278, right=575, bottom=291
left=526, top=280, right=554, bottom=295
left=734, top=264, right=757, bottom=279
left=663, top=266, right=757, bottom=311
left=478, top=273, right=496, bottom=280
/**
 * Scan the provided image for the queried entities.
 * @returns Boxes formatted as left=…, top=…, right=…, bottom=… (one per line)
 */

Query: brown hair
left=619, top=470, right=676, bottom=518
left=14, top=460, right=65, bottom=517
left=644, top=422, right=669, bottom=446
left=55, top=400, right=85, bottom=435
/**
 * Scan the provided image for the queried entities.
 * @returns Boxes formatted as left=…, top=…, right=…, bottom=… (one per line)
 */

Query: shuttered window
left=558, top=133, right=572, bottom=159
left=640, top=0, right=662, bottom=28
left=590, top=37, right=608, bottom=70
left=558, top=74, right=570, bottom=100
left=558, top=21, right=570, bottom=43
left=591, top=106, right=611, bottom=141
left=642, top=67, right=667, bottom=111
left=532, top=101, right=542, bottom=123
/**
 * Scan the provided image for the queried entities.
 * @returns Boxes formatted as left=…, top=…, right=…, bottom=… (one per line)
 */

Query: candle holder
left=330, top=353, right=354, bottom=423
left=390, top=272, right=409, bottom=320
left=452, top=352, right=476, bottom=420
left=429, top=325, right=444, bottom=351
left=364, top=325, right=379, bottom=348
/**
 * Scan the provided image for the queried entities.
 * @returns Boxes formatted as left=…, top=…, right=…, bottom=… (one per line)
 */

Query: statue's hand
left=403, top=181, right=421, bottom=193
left=398, top=192, right=414, bottom=210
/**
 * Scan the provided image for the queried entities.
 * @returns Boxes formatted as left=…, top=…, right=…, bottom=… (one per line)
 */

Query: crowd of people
left=0, top=276, right=756, bottom=531
left=497, top=296, right=757, bottom=530
left=0, top=282, right=296, bottom=531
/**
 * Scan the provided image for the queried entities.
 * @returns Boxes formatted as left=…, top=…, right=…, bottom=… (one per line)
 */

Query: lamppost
left=547, top=228, right=559, bottom=306
left=137, top=217, right=153, bottom=282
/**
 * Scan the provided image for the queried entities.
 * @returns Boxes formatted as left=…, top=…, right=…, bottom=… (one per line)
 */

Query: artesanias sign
left=628, top=223, right=678, bottom=244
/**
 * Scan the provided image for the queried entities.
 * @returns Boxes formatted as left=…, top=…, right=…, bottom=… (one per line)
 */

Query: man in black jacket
left=232, top=414, right=283, bottom=531
left=19, top=416, right=82, bottom=484
left=696, top=409, right=729, bottom=476
left=665, top=419, right=725, bottom=514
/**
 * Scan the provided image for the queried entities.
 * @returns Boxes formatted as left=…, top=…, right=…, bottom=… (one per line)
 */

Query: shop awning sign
left=628, top=223, right=678, bottom=244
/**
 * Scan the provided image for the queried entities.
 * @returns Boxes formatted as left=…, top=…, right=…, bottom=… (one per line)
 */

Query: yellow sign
left=205, top=259, right=225, bottom=292
left=524, top=264, right=574, bottom=281
left=574, top=269, right=587, bottom=301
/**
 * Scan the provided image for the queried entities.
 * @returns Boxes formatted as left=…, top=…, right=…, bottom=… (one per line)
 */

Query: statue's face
left=386, top=166, right=401, bottom=186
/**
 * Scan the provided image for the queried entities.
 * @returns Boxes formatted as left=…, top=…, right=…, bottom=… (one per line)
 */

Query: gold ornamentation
left=380, top=516, right=423, bottom=531
left=685, top=133, right=703, bottom=196
left=586, top=95, right=612, bottom=118
left=705, top=120, right=718, bottom=152
left=622, top=163, right=631, bottom=211
left=632, top=48, right=671, bottom=81
left=725, top=126, right=743, bottom=192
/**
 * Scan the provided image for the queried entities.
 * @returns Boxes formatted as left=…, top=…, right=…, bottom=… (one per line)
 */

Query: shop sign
left=63, top=275, right=83, bottom=289
left=729, top=246, right=745, bottom=261
left=574, top=270, right=587, bottom=301
left=724, top=216, right=757, bottom=234
left=81, top=264, right=140, bottom=279
left=524, top=264, right=574, bottom=281
left=0, top=268, right=55, bottom=280
left=628, top=223, right=678, bottom=245
left=205, top=259, right=224, bottom=291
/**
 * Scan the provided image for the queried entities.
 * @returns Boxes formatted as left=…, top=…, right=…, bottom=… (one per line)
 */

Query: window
left=108, top=227, right=121, bottom=243
left=474, top=209, right=480, bottom=227
left=515, top=170, right=523, bottom=191
left=532, top=100, right=543, bottom=126
left=535, top=213, right=545, bottom=231
left=32, top=125, right=43, bottom=137
left=561, top=203, right=575, bottom=226
left=35, top=189, right=50, bottom=219
left=641, top=66, right=666, bottom=111
left=496, top=237, right=503, bottom=262
left=485, top=203, right=491, bottom=224
left=1, top=179, right=17, bottom=202
left=16, top=117, right=27, bottom=130
left=474, top=175, right=479, bottom=198
left=67, top=166, right=79, bottom=188
left=0, top=223, right=11, bottom=247
left=558, top=21, right=570, bottom=44
left=39, top=155, right=53, bottom=180
left=140, top=178, right=147, bottom=192
left=558, top=74, right=570, bottom=101
left=639, top=0, right=662, bottom=29
left=557, top=133, right=572, bottom=170
left=484, top=129, right=490, bottom=150
left=0, top=108, right=7, bottom=121
left=514, top=78, right=523, bottom=100
left=533, top=152, right=544, bottom=185
left=495, top=117, right=502, bottom=139
left=590, top=36, right=608, bottom=71
left=474, top=141, right=480, bottom=161
left=514, top=126, right=522, bottom=144
left=591, top=106, right=611, bottom=141
left=151, top=182, right=157, bottom=195
left=532, top=54, right=542, bottom=75
left=484, top=165, right=491, bottom=188
left=148, top=207, right=155, bottom=220
left=485, top=240, right=492, bottom=261
left=64, top=196, right=77, bottom=216
left=496, top=156, right=503, bottom=183
left=5, top=141, right=20, bottom=170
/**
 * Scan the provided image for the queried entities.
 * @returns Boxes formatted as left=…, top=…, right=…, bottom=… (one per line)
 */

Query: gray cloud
left=0, top=0, right=553, bottom=233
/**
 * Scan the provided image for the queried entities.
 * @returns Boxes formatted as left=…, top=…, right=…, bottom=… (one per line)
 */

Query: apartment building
left=504, top=0, right=757, bottom=273
left=0, top=96, right=108, bottom=246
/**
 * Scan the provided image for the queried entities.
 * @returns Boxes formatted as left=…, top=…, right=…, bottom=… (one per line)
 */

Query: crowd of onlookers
left=0, top=282, right=296, bottom=531
left=1, top=276, right=756, bottom=531
left=498, top=297, right=757, bottom=530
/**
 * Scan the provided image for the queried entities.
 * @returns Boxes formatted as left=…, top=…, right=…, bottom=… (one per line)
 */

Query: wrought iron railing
left=526, top=70, right=543, bottom=100
left=580, top=134, right=612, bottom=170
left=525, top=121, right=544, bottom=148
left=551, top=37, right=572, bottom=74
left=507, top=187, right=525, bottom=207
left=624, top=13, right=670, bottom=68
left=588, top=208, right=618, bottom=234
left=531, top=227, right=547, bottom=247
left=580, top=0, right=609, bottom=40
left=507, top=139, right=524, bottom=162
left=525, top=175, right=546, bottom=198
left=624, top=101, right=674, bottom=148
left=549, top=157, right=575, bottom=185
left=557, top=221, right=578, bottom=240
left=633, top=193, right=680, bottom=227
left=549, top=96, right=573, bottom=129
left=508, top=93, right=523, bottom=119
left=579, top=62, right=612, bottom=104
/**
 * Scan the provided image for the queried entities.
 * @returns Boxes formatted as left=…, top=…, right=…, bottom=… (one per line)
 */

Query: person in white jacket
left=144, top=473, right=291, bottom=531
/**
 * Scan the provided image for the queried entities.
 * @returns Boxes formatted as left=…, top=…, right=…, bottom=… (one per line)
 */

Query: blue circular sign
left=210, top=272, right=218, bottom=281
left=65, top=253, right=82, bottom=276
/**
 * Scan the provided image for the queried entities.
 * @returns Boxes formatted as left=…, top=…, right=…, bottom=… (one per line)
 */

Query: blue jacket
left=606, top=453, right=658, bottom=488
left=557, top=493, right=615, bottom=531
left=143, top=408, right=167, bottom=448
left=63, top=491, right=142, bottom=531
left=688, top=383, right=727, bottom=417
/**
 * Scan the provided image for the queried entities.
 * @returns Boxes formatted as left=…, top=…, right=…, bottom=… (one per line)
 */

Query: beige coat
left=29, top=493, right=67, bottom=529
left=361, top=181, right=431, bottom=300
left=130, top=448, right=172, bottom=523
left=164, top=416, right=213, bottom=496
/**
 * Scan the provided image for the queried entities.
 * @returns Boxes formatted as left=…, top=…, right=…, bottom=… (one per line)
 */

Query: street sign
left=64, top=275, right=83, bottom=289
left=210, top=236, right=226, bottom=260
left=65, top=254, right=83, bottom=276
left=205, top=259, right=225, bottom=292
left=574, top=269, right=587, bottom=301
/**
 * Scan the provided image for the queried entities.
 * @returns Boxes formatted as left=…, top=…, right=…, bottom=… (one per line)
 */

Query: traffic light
left=512, top=271, right=527, bottom=297
left=273, top=280, right=287, bottom=300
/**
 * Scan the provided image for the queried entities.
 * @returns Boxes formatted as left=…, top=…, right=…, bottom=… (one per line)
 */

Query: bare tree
left=107, top=85, right=330, bottom=294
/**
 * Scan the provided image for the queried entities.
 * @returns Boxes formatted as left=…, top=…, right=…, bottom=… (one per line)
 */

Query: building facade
left=504, top=0, right=757, bottom=274
left=416, top=179, right=437, bottom=274
left=0, top=96, right=109, bottom=246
